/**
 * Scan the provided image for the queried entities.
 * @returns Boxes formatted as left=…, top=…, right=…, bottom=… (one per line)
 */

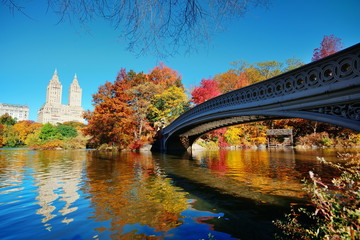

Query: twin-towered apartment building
left=37, top=70, right=85, bottom=124
left=0, top=70, right=84, bottom=124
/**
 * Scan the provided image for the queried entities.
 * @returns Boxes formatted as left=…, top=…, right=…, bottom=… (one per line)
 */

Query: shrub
left=30, top=139, right=63, bottom=150
left=61, top=134, right=90, bottom=149
left=297, top=132, right=332, bottom=147
left=129, top=140, right=143, bottom=151
left=274, top=153, right=360, bottom=239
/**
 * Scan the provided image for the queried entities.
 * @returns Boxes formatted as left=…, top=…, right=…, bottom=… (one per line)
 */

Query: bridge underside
left=151, top=43, right=360, bottom=153
left=153, top=106, right=359, bottom=153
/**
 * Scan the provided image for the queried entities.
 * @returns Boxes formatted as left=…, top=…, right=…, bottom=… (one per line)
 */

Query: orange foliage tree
left=83, top=71, right=136, bottom=148
left=214, top=69, right=249, bottom=93
left=148, top=62, right=183, bottom=87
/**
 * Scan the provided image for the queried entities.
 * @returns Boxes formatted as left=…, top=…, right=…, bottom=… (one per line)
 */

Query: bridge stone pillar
left=151, top=131, right=197, bottom=153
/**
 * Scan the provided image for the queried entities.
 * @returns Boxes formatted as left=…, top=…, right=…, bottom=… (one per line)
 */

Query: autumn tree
left=148, top=63, right=183, bottom=88
left=312, top=35, right=343, bottom=61
left=2, top=125, right=20, bottom=147
left=128, top=64, right=187, bottom=141
left=13, top=120, right=42, bottom=145
left=191, top=78, right=221, bottom=104
left=226, top=58, right=304, bottom=85
left=84, top=64, right=189, bottom=149
left=256, top=61, right=283, bottom=79
left=148, top=86, right=190, bottom=127
left=125, top=71, right=154, bottom=141
left=128, top=64, right=188, bottom=142
left=83, top=72, right=136, bottom=148
left=214, top=70, right=249, bottom=93
left=284, top=58, right=304, bottom=71
left=62, top=121, right=85, bottom=130
left=0, top=123, right=4, bottom=147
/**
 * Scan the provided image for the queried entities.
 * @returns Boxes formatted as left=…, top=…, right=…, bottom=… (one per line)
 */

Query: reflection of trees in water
left=0, top=149, right=29, bottom=191
left=191, top=149, right=305, bottom=199
left=83, top=151, right=188, bottom=238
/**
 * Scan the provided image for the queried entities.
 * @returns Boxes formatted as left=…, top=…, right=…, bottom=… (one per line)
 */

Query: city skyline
left=1, top=0, right=360, bottom=121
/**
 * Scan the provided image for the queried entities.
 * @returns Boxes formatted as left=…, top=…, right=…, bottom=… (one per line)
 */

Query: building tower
left=46, top=69, right=62, bottom=105
left=38, top=70, right=84, bottom=124
left=68, top=74, right=82, bottom=107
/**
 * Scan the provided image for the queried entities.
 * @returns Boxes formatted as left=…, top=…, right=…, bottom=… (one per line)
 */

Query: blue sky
left=1, top=0, right=359, bottom=121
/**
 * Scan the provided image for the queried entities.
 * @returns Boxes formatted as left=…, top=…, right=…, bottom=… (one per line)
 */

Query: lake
left=0, top=148, right=356, bottom=240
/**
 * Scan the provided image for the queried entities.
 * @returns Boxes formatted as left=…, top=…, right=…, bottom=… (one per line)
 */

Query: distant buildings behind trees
left=0, top=103, right=29, bottom=121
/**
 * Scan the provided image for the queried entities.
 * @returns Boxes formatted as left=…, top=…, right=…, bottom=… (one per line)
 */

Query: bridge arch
left=152, top=43, right=360, bottom=152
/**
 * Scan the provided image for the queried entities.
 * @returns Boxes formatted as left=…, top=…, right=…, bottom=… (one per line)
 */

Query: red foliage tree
left=191, top=78, right=221, bottom=104
left=312, top=35, right=343, bottom=61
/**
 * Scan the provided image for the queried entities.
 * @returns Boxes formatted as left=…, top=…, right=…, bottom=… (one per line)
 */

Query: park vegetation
left=1, top=35, right=358, bottom=151
left=274, top=153, right=360, bottom=240
left=83, top=63, right=189, bottom=150
left=0, top=114, right=88, bottom=149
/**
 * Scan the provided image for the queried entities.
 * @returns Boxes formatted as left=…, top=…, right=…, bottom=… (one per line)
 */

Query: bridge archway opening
left=161, top=112, right=359, bottom=153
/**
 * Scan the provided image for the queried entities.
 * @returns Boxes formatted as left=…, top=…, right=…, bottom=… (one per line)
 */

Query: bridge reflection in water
left=153, top=43, right=360, bottom=152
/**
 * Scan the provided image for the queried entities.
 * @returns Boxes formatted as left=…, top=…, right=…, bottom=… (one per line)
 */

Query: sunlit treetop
left=312, top=35, right=344, bottom=62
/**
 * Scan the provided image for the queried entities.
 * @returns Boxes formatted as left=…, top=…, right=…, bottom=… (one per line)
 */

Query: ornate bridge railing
left=153, top=43, right=360, bottom=152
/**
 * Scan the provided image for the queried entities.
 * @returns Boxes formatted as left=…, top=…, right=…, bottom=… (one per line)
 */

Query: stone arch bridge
left=152, top=43, right=360, bottom=152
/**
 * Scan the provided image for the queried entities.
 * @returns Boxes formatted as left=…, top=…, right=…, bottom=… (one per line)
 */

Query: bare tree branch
left=4, top=0, right=270, bottom=57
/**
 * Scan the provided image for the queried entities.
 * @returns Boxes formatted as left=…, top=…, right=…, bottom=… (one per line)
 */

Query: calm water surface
left=0, top=148, right=356, bottom=240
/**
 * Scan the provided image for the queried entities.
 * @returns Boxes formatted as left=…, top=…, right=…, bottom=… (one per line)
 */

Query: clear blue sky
left=1, top=0, right=359, bottom=121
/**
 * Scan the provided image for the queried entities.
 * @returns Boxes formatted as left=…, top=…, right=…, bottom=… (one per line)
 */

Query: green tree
left=39, top=123, right=61, bottom=141
left=0, top=113, right=17, bottom=126
left=57, top=124, right=78, bottom=139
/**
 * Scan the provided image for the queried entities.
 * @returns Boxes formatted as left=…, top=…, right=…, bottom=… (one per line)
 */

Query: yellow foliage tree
left=148, top=86, right=189, bottom=127
left=13, top=120, right=42, bottom=144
